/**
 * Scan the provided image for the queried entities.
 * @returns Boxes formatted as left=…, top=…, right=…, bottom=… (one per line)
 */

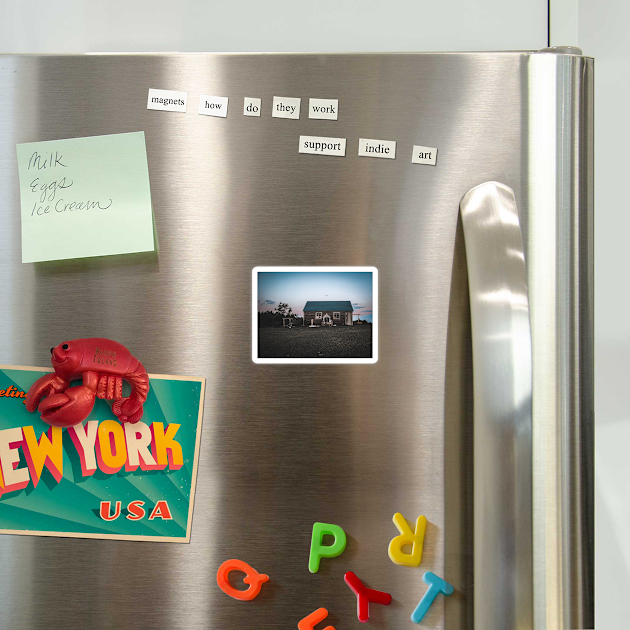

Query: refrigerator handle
left=460, top=182, right=533, bottom=629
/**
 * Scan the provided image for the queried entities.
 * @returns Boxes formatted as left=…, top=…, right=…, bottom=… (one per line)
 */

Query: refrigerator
left=0, top=50, right=593, bottom=629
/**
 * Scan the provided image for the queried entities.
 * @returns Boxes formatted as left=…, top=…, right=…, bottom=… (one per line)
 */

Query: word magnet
left=216, top=559, right=269, bottom=601
left=147, top=88, right=187, bottom=112
left=243, top=97, right=261, bottom=117
left=198, top=95, right=228, bottom=118
left=308, top=522, right=346, bottom=573
left=272, top=96, right=301, bottom=119
left=358, top=138, right=396, bottom=159
left=344, top=571, right=392, bottom=623
left=308, top=98, right=338, bottom=120
left=388, top=512, right=427, bottom=566
left=411, top=144, right=438, bottom=165
left=299, top=136, right=346, bottom=157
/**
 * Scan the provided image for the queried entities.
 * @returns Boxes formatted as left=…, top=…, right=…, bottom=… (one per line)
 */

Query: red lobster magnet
left=26, top=338, right=149, bottom=428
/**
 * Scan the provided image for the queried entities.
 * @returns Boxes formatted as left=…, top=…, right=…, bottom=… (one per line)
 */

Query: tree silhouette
left=258, top=302, right=302, bottom=327
left=275, top=302, right=292, bottom=317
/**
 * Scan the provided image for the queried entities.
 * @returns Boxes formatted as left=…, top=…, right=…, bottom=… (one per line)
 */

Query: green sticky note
left=17, top=131, right=155, bottom=263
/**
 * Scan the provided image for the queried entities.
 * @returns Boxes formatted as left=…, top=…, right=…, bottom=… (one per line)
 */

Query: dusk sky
left=258, top=271, right=374, bottom=321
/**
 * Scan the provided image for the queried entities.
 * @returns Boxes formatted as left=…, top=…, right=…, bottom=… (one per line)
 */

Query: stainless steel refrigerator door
left=0, top=52, right=593, bottom=629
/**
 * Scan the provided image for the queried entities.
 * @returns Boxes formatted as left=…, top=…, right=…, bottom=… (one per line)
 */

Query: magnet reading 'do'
left=26, top=338, right=149, bottom=427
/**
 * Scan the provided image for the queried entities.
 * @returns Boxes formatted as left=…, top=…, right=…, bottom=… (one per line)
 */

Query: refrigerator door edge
left=526, top=52, right=595, bottom=630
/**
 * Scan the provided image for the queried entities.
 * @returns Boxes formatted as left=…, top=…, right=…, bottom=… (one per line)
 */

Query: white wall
left=575, top=2, right=629, bottom=627
left=0, top=0, right=547, bottom=53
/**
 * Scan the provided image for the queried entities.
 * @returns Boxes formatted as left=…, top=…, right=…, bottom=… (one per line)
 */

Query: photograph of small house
left=303, top=300, right=353, bottom=327
left=252, top=267, right=377, bottom=363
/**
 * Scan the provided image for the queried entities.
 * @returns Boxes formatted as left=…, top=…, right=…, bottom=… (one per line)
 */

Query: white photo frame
left=252, top=266, right=378, bottom=364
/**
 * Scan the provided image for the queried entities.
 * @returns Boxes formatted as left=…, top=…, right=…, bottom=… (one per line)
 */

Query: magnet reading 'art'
left=25, top=338, right=149, bottom=428
left=308, top=522, right=347, bottom=573
left=388, top=512, right=427, bottom=567
left=216, top=559, right=269, bottom=601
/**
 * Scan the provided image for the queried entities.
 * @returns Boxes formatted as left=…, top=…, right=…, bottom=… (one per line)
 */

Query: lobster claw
left=112, top=398, right=144, bottom=424
left=37, top=386, right=96, bottom=428
left=25, top=373, right=66, bottom=413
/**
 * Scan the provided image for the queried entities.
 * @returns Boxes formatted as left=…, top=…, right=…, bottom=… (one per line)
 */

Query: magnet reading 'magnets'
left=26, top=338, right=149, bottom=428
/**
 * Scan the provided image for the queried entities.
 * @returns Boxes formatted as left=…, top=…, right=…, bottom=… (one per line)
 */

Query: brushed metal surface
left=526, top=53, right=595, bottom=629
left=460, top=182, right=533, bottom=630
left=0, top=52, right=593, bottom=629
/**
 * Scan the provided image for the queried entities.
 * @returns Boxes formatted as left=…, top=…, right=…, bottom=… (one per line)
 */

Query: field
left=258, top=325, right=373, bottom=359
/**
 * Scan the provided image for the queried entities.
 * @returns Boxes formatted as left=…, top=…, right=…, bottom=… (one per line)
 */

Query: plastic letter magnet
left=388, top=512, right=427, bottom=567
left=308, top=522, right=347, bottom=573
left=344, top=571, right=392, bottom=622
left=298, top=607, right=335, bottom=630
left=216, top=559, right=269, bottom=601
left=410, top=571, right=454, bottom=623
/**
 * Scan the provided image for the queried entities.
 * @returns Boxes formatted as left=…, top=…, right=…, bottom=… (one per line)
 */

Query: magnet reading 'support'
left=25, top=338, right=149, bottom=428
